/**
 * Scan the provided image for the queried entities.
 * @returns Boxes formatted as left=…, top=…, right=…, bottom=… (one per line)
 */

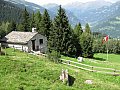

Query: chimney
left=32, top=27, right=36, bottom=32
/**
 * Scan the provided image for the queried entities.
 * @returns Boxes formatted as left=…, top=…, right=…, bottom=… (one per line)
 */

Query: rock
left=60, top=69, right=68, bottom=83
left=85, top=80, right=93, bottom=84
left=78, top=57, right=83, bottom=62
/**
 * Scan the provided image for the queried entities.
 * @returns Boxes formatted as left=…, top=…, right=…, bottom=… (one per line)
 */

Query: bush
left=47, top=50, right=61, bottom=63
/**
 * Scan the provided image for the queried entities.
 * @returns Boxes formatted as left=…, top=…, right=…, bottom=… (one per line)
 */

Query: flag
left=102, top=35, right=109, bottom=44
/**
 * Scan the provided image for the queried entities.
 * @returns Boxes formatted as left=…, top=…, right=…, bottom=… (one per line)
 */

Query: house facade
left=0, top=31, right=47, bottom=53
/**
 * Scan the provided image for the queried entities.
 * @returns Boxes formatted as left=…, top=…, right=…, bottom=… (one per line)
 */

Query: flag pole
left=107, top=35, right=109, bottom=60
left=107, top=45, right=108, bottom=60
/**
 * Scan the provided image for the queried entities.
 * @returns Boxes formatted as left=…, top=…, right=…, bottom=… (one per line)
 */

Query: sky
left=25, top=0, right=119, bottom=6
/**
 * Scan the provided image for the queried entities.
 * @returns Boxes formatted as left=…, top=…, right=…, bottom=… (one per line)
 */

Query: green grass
left=0, top=48, right=120, bottom=90
left=61, top=53, right=120, bottom=70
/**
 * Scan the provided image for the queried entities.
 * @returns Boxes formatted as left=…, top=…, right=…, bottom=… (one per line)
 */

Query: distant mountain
left=4, top=0, right=44, bottom=12
left=64, top=0, right=112, bottom=24
left=63, top=0, right=120, bottom=38
left=92, top=16, right=120, bottom=38
left=65, top=0, right=112, bottom=10
left=0, top=0, right=23, bottom=22
left=4, top=0, right=55, bottom=18
left=91, top=1, right=120, bottom=38
left=43, top=3, right=58, bottom=9
left=43, top=4, right=83, bottom=26
left=4, top=0, right=25, bottom=4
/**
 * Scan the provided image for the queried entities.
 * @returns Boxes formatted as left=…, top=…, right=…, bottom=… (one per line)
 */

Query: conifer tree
left=30, top=12, right=35, bottom=30
left=0, top=21, right=9, bottom=37
left=80, top=32, right=94, bottom=58
left=21, top=8, right=30, bottom=32
left=74, top=22, right=83, bottom=38
left=85, top=23, right=91, bottom=34
left=40, top=9, right=52, bottom=39
left=34, top=11, right=42, bottom=31
left=50, top=5, right=75, bottom=55
left=16, top=23, right=24, bottom=31
left=74, top=22, right=83, bottom=56
left=8, top=21, right=16, bottom=33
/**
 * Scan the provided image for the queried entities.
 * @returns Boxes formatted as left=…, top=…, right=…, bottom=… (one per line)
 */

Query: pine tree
left=8, top=21, right=16, bottom=33
left=21, top=8, right=30, bottom=32
left=34, top=11, right=42, bottom=31
left=74, top=22, right=83, bottom=56
left=85, top=23, right=91, bottom=34
left=40, top=9, right=52, bottom=39
left=80, top=32, right=94, bottom=58
left=16, top=23, right=24, bottom=31
left=0, top=21, right=9, bottom=38
left=30, top=12, right=35, bottom=30
left=50, top=5, right=75, bottom=55
left=74, top=22, right=83, bottom=38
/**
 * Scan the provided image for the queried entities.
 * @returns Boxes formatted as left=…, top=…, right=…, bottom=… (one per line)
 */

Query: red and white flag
left=102, top=35, right=109, bottom=44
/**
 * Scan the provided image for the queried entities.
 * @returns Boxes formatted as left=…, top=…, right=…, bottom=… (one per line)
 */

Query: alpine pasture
left=0, top=48, right=120, bottom=90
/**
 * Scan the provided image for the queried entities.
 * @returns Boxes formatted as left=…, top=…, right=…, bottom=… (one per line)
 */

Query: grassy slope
left=61, top=53, right=120, bottom=69
left=0, top=48, right=120, bottom=90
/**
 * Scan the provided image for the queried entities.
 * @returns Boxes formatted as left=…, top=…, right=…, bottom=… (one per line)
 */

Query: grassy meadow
left=0, top=48, right=120, bottom=90
left=61, top=53, right=120, bottom=69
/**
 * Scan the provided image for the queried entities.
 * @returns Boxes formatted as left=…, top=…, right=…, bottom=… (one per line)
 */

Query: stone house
left=0, top=30, right=47, bottom=53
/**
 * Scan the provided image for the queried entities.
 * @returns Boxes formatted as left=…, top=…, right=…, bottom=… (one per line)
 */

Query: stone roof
left=1, top=31, right=38, bottom=44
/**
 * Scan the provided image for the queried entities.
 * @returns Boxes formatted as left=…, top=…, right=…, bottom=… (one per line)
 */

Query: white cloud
left=106, top=0, right=120, bottom=3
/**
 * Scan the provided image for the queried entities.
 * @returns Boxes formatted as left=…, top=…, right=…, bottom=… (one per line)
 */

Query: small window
left=39, top=39, right=43, bottom=44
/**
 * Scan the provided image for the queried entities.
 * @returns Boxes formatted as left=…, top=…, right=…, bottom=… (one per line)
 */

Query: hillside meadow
left=0, top=48, right=120, bottom=90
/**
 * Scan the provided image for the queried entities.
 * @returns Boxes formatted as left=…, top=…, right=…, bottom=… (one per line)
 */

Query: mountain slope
left=92, top=16, right=120, bottom=38
left=43, top=4, right=82, bottom=26
left=92, top=1, right=120, bottom=38
left=4, top=0, right=55, bottom=18
left=0, top=0, right=23, bottom=22
left=63, top=0, right=120, bottom=38
left=64, top=0, right=112, bottom=24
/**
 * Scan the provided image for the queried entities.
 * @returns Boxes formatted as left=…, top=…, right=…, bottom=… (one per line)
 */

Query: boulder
left=85, top=80, right=93, bottom=84
left=78, top=57, right=83, bottom=62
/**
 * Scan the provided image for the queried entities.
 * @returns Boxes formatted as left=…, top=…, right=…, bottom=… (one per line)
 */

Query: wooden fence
left=61, top=59, right=120, bottom=76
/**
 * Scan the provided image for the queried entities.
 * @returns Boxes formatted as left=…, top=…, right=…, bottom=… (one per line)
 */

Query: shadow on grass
left=68, top=75, right=75, bottom=86
left=62, top=53, right=76, bottom=58
left=93, top=57, right=106, bottom=61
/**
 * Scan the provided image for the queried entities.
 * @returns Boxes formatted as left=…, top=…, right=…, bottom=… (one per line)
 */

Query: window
left=39, top=39, right=43, bottom=44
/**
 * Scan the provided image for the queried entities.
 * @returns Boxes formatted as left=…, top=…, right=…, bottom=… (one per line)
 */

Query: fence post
left=5, top=47, right=7, bottom=56
left=92, top=67, right=94, bottom=72
left=68, top=60, right=70, bottom=65
left=114, top=69, right=116, bottom=76
left=13, top=45, right=15, bottom=52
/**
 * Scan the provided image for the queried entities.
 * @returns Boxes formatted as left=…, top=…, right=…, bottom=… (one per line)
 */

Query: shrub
left=47, top=50, right=61, bottom=63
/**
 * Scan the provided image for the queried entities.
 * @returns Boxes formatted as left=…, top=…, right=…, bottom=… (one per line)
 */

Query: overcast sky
left=25, top=0, right=119, bottom=6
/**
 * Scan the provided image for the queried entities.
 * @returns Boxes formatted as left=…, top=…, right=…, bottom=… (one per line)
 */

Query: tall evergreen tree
left=30, top=12, right=35, bottom=30
left=80, top=32, right=94, bottom=58
left=8, top=21, right=16, bottom=33
left=16, top=23, right=24, bottom=31
left=0, top=21, right=9, bottom=38
left=74, top=22, right=83, bottom=38
left=74, top=22, right=83, bottom=56
left=50, top=5, right=75, bottom=55
left=85, top=23, right=91, bottom=34
left=40, top=9, right=52, bottom=39
left=21, top=8, right=30, bottom=32
left=34, top=11, right=42, bottom=31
